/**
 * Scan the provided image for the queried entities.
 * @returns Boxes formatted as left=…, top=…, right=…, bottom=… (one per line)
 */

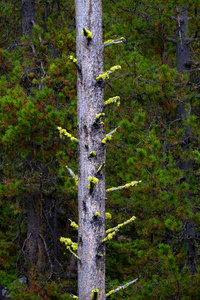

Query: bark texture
left=21, top=0, right=35, bottom=37
left=75, top=0, right=106, bottom=299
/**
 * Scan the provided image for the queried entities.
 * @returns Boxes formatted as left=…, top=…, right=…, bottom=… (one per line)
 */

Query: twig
left=104, top=37, right=126, bottom=48
left=106, top=216, right=136, bottom=235
left=106, top=126, right=120, bottom=136
left=106, top=180, right=141, bottom=193
left=66, top=165, right=76, bottom=179
left=106, top=278, right=138, bottom=297
left=102, top=216, right=136, bottom=243
left=39, top=234, right=53, bottom=281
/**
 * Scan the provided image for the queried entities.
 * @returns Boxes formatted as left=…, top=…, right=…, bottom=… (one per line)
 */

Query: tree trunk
left=26, top=191, right=45, bottom=284
left=21, top=0, right=35, bottom=37
left=75, top=0, right=106, bottom=299
left=176, top=4, right=196, bottom=274
left=44, top=198, right=60, bottom=278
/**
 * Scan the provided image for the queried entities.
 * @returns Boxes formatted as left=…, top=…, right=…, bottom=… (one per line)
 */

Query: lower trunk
left=26, top=191, right=44, bottom=285
left=44, top=198, right=60, bottom=278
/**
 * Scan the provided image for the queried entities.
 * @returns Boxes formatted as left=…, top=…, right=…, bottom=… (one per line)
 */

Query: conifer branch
left=69, top=219, right=79, bottom=230
left=60, top=237, right=80, bottom=260
left=106, top=278, right=138, bottom=297
left=101, top=127, right=119, bottom=145
left=106, top=126, right=120, bottom=136
left=106, top=180, right=141, bottom=193
left=102, top=216, right=136, bottom=242
left=66, top=165, right=76, bottom=178
left=57, top=126, right=78, bottom=143
left=104, top=96, right=120, bottom=107
left=106, top=216, right=136, bottom=234
left=104, top=37, right=125, bottom=48
left=165, top=37, right=177, bottom=44
left=66, top=165, right=78, bottom=186
left=96, top=66, right=121, bottom=81
left=69, top=55, right=81, bottom=73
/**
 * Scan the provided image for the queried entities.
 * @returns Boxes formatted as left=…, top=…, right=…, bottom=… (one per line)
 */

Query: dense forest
left=0, top=0, right=200, bottom=299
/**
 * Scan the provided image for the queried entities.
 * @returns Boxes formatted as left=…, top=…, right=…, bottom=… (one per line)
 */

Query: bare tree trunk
left=21, top=0, right=46, bottom=283
left=26, top=191, right=45, bottom=284
left=21, top=0, right=35, bottom=37
left=176, top=4, right=196, bottom=274
left=75, top=0, right=106, bottom=299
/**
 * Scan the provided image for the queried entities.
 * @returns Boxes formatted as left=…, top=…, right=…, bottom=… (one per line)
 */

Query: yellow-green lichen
left=104, top=37, right=125, bottom=48
left=81, top=28, right=93, bottom=39
left=105, top=212, right=112, bottom=220
left=60, top=237, right=80, bottom=260
left=88, top=177, right=99, bottom=184
left=106, top=180, right=141, bottom=192
left=110, top=65, right=121, bottom=71
left=94, top=212, right=100, bottom=217
left=57, top=126, right=78, bottom=142
left=101, top=135, right=112, bottom=144
left=96, top=65, right=121, bottom=81
left=106, top=290, right=115, bottom=297
left=96, top=72, right=109, bottom=81
left=69, top=55, right=77, bottom=63
left=106, top=216, right=136, bottom=235
left=95, top=113, right=105, bottom=122
left=91, top=289, right=99, bottom=300
left=88, top=177, right=99, bottom=189
left=60, top=237, right=72, bottom=246
left=72, top=296, right=78, bottom=299
left=103, top=39, right=114, bottom=44
left=97, top=252, right=103, bottom=257
left=71, top=243, right=78, bottom=251
left=125, top=181, right=141, bottom=188
left=70, top=221, right=79, bottom=230
left=90, top=151, right=96, bottom=156
left=102, top=231, right=116, bottom=242
left=74, top=175, right=79, bottom=186
left=104, top=96, right=120, bottom=107
left=97, top=163, right=104, bottom=173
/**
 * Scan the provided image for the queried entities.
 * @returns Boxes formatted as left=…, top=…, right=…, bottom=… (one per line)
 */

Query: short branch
left=106, top=278, right=138, bottom=297
left=104, top=37, right=125, bottom=48
left=165, top=37, right=177, bottom=44
left=106, top=180, right=141, bottom=193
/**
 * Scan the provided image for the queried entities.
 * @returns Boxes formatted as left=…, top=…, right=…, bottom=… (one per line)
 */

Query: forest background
left=0, top=0, right=200, bottom=299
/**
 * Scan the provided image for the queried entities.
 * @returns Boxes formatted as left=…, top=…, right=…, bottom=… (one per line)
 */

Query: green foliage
left=0, top=0, right=200, bottom=298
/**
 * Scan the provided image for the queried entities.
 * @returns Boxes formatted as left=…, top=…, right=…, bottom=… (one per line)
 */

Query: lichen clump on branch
left=57, top=126, right=78, bottom=142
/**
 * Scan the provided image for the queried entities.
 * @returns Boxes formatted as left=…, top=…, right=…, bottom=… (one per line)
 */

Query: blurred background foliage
left=0, top=0, right=200, bottom=298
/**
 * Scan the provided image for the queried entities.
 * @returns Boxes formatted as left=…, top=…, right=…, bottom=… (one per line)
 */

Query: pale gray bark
left=75, top=0, right=106, bottom=299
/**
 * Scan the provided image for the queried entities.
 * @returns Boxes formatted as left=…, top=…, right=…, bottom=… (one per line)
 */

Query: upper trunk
left=176, top=6, right=190, bottom=75
left=21, top=0, right=35, bottom=37
left=75, top=0, right=106, bottom=299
